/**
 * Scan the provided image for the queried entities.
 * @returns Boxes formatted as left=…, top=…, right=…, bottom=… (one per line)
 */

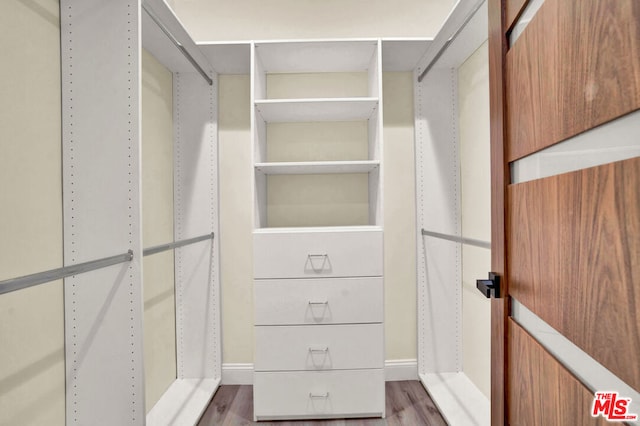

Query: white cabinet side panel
left=367, top=41, right=380, bottom=98
left=61, top=0, right=144, bottom=424
left=368, top=43, right=383, bottom=162
left=251, top=43, right=267, bottom=228
left=174, top=72, right=221, bottom=380
left=414, top=68, right=462, bottom=374
left=369, top=41, right=384, bottom=226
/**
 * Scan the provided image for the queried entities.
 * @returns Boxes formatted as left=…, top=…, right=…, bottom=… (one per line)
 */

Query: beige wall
left=171, top=0, right=453, bottom=42
left=382, top=72, right=417, bottom=360
left=141, top=49, right=177, bottom=412
left=458, top=41, right=491, bottom=399
left=218, top=75, right=254, bottom=363
left=218, top=72, right=417, bottom=364
left=0, top=0, right=65, bottom=425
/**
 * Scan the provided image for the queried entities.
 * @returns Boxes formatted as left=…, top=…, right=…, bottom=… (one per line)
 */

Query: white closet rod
left=143, top=232, right=214, bottom=256
left=421, top=228, right=490, bottom=249
left=417, top=0, right=486, bottom=82
left=142, top=2, right=213, bottom=86
left=0, top=250, right=134, bottom=296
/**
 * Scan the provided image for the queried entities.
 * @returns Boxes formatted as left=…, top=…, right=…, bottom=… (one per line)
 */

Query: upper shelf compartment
left=255, top=40, right=378, bottom=73
left=253, top=40, right=381, bottom=101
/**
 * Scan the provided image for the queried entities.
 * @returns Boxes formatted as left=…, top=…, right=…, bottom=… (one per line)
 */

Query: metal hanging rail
left=143, top=232, right=214, bottom=257
left=421, top=228, right=490, bottom=249
left=141, top=2, right=213, bottom=86
left=0, top=250, right=134, bottom=296
left=417, top=0, right=486, bottom=82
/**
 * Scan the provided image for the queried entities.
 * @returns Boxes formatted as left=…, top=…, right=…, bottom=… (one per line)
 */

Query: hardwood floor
left=198, top=381, right=447, bottom=426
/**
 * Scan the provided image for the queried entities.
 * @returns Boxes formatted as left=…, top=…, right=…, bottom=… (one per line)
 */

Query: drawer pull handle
left=309, top=392, right=330, bottom=399
left=308, top=300, right=329, bottom=305
left=307, top=254, right=329, bottom=272
left=308, top=347, right=329, bottom=353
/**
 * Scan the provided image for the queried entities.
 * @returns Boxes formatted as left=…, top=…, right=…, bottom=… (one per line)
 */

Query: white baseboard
left=221, top=363, right=254, bottom=385
left=221, top=359, right=418, bottom=385
left=384, top=359, right=418, bottom=381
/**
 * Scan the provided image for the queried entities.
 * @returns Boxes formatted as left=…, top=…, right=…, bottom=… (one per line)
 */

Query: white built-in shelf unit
left=251, top=40, right=384, bottom=229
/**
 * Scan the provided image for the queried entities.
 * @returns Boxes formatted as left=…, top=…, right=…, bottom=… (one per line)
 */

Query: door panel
left=509, top=157, right=640, bottom=391
left=508, top=320, right=607, bottom=425
left=505, top=0, right=529, bottom=32
left=489, top=0, right=640, bottom=423
left=488, top=0, right=509, bottom=422
left=506, top=0, right=640, bottom=162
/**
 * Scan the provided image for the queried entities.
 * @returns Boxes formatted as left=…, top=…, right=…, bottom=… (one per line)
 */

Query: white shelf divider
left=255, top=98, right=379, bottom=122
left=255, top=160, right=379, bottom=175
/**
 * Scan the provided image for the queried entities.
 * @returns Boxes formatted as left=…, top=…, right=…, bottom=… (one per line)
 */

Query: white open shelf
left=194, top=38, right=438, bottom=74
left=433, top=1, right=488, bottom=69
left=255, top=160, right=379, bottom=175
left=420, top=373, right=489, bottom=426
left=255, top=98, right=379, bottom=122
left=141, top=0, right=213, bottom=74
left=415, top=0, right=488, bottom=73
left=146, top=378, right=221, bottom=426
left=254, top=225, right=383, bottom=234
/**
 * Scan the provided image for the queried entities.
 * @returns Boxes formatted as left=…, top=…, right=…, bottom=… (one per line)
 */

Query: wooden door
left=488, top=0, right=640, bottom=424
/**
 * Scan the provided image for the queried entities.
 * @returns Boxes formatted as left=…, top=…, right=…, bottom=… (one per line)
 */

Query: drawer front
left=254, top=277, right=383, bottom=325
left=253, top=229, right=383, bottom=279
left=254, top=369, right=385, bottom=420
left=255, top=324, right=383, bottom=371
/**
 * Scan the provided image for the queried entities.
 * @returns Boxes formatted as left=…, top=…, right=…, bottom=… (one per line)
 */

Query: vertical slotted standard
left=173, top=71, right=221, bottom=382
left=61, top=1, right=145, bottom=423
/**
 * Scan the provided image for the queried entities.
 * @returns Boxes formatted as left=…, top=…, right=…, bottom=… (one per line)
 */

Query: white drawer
left=254, top=277, right=383, bottom=325
left=255, top=324, right=383, bottom=371
left=253, top=369, right=385, bottom=420
left=253, top=228, right=383, bottom=279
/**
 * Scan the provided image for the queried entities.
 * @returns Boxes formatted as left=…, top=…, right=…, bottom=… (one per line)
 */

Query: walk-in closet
left=1, top=0, right=491, bottom=423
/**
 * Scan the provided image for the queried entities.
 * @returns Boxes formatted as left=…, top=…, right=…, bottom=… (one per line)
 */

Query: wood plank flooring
left=198, top=381, right=447, bottom=425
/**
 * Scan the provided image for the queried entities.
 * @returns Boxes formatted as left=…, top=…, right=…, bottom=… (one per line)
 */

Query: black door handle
left=476, top=272, right=500, bottom=298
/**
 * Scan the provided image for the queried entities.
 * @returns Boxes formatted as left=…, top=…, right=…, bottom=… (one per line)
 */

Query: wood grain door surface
left=488, top=0, right=640, bottom=424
